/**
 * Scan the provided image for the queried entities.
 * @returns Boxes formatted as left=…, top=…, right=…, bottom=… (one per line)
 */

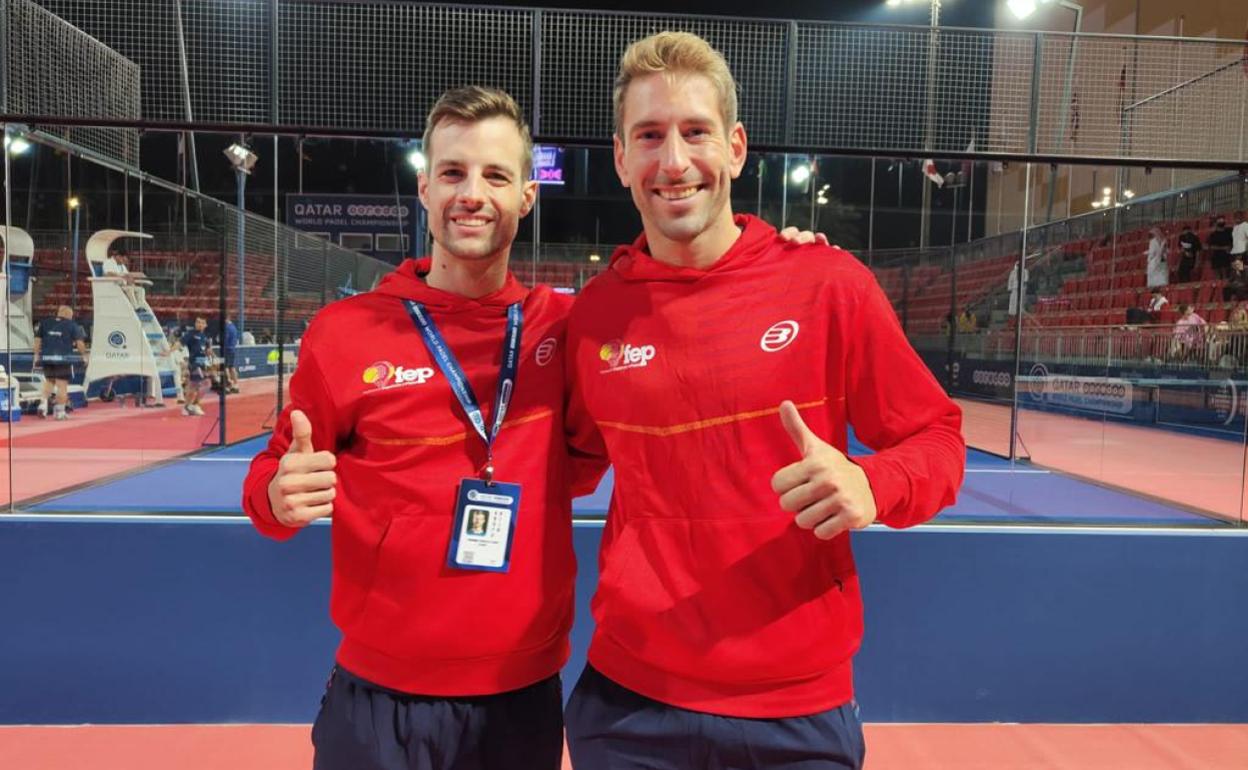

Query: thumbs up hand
left=268, top=409, right=338, bottom=528
left=770, top=401, right=877, bottom=540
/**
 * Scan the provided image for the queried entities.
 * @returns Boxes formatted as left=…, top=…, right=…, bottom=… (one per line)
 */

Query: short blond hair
left=422, top=86, right=533, bottom=177
left=613, top=31, right=739, bottom=139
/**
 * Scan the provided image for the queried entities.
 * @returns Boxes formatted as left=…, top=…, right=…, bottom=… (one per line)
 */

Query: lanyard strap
left=405, top=300, right=523, bottom=477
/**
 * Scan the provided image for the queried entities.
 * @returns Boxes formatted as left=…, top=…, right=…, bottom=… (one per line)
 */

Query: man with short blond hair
left=564, top=31, right=965, bottom=769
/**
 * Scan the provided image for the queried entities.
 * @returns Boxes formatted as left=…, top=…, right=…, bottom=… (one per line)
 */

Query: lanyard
left=405, top=300, right=522, bottom=482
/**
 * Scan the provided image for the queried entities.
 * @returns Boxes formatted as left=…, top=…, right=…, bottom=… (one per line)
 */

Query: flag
left=961, top=138, right=975, bottom=178
left=922, top=159, right=944, bottom=187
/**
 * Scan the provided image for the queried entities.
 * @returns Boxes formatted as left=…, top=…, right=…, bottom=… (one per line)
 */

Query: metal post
left=173, top=0, right=201, bottom=198
left=809, top=162, right=817, bottom=232
left=218, top=211, right=228, bottom=447
left=236, top=168, right=246, bottom=336
left=756, top=156, right=764, bottom=218
left=531, top=186, right=541, bottom=284
left=967, top=160, right=974, bottom=243
left=868, top=157, right=876, bottom=254
left=783, top=22, right=797, bottom=146
left=0, top=1, right=8, bottom=116
left=1009, top=162, right=1034, bottom=463
left=531, top=9, right=543, bottom=137
left=781, top=154, right=789, bottom=228
left=919, top=0, right=941, bottom=250
left=70, top=206, right=81, bottom=309
left=1044, top=3, right=1084, bottom=226
left=2, top=122, right=11, bottom=510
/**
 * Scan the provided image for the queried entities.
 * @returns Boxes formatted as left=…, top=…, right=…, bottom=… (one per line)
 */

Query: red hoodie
left=565, top=215, right=965, bottom=718
left=243, top=257, right=604, bottom=696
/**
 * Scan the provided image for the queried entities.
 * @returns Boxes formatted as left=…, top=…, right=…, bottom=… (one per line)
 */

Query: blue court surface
left=25, top=433, right=1218, bottom=525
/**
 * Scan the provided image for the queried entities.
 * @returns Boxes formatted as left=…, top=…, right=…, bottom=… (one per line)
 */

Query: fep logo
left=599, top=340, right=656, bottom=373
left=108, top=331, right=127, bottom=348
left=362, top=360, right=436, bottom=391
left=760, top=321, right=799, bottom=352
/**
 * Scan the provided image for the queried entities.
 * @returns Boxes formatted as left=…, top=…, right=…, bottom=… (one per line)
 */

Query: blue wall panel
left=2, top=517, right=1245, bottom=724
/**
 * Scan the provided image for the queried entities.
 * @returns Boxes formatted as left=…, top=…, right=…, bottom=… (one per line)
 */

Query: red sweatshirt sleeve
left=564, top=315, right=610, bottom=498
left=241, top=342, right=342, bottom=541
left=845, top=274, right=966, bottom=528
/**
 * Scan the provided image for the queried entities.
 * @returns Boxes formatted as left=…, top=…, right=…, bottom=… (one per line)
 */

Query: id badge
left=447, top=478, right=521, bottom=572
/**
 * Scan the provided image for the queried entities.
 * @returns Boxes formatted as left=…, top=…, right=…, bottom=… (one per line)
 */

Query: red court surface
left=0, top=377, right=284, bottom=507
left=3, top=723, right=1247, bottom=769
left=957, top=398, right=1248, bottom=524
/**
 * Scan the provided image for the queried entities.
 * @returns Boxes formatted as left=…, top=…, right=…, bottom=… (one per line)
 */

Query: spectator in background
left=100, top=252, right=128, bottom=277
left=1146, top=226, right=1168, bottom=289
left=241, top=328, right=257, bottom=346
left=1232, top=211, right=1248, bottom=267
left=1230, top=302, right=1248, bottom=330
left=33, top=305, right=88, bottom=420
left=1208, top=216, right=1233, bottom=280
left=1007, top=260, right=1029, bottom=315
left=1223, top=257, right=1248, bottom=303
left=222, top=317, right=241, bottom=394
left=1146, top=287, right=1169, bottom=320
left=169, top=337, right=188, bottom=404
left=1171, top=303, right=1207, bottom=361
left=1176, top=223, right=1201, bottom=283
left=957, top=306, right=978, bottom=333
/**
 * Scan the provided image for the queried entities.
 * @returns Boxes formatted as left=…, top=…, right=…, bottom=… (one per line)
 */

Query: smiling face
left=613, top=72, right=747, bottom=262
left=419, top=115, right=537, bottom=266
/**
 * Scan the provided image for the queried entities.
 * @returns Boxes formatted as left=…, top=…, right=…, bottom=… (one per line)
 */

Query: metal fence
left=953, top=324, right=1248, bottom=372
left=4, top=1, right=1248, bottom=165
left=4, top=0, right=140, bottom=163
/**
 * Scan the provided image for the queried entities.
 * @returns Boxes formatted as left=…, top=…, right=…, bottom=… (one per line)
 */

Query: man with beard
left=243, top=86, right=601, bottom=770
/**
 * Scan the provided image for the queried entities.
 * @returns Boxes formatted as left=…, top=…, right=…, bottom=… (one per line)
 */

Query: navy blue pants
left=565, top=665, right=865, bottom=770
left=311, top=666, right=564, bottom=770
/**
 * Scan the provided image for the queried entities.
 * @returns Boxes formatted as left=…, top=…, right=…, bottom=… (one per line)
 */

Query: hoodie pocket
left=594, top=515, right=861, bottom=685
left=349, top=514, right=569, bottom=662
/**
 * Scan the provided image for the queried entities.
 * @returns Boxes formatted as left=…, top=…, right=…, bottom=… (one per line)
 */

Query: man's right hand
left=268, top=409, right=338, bottom=528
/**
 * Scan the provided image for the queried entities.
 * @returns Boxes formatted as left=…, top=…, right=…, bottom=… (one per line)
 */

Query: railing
left=915, top=323, right=1248, bottom=371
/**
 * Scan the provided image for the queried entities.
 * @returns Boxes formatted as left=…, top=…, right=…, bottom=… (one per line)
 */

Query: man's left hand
left=771, top=400, right=877, bottom=539
left=778, top=226, right=831, bottom=247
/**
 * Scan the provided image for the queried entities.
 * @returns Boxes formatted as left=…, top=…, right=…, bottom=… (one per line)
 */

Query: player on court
left=33, top=305, right=88, bottom=420
left=564, top=32, right=966, bottom=769
left=180, top=316, right=214, bottom=416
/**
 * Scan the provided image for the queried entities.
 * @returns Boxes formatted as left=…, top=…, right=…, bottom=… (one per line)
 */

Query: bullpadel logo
left=598, top=340, right=656, bottom=373
left=362, top=360, right=436, bottom=391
